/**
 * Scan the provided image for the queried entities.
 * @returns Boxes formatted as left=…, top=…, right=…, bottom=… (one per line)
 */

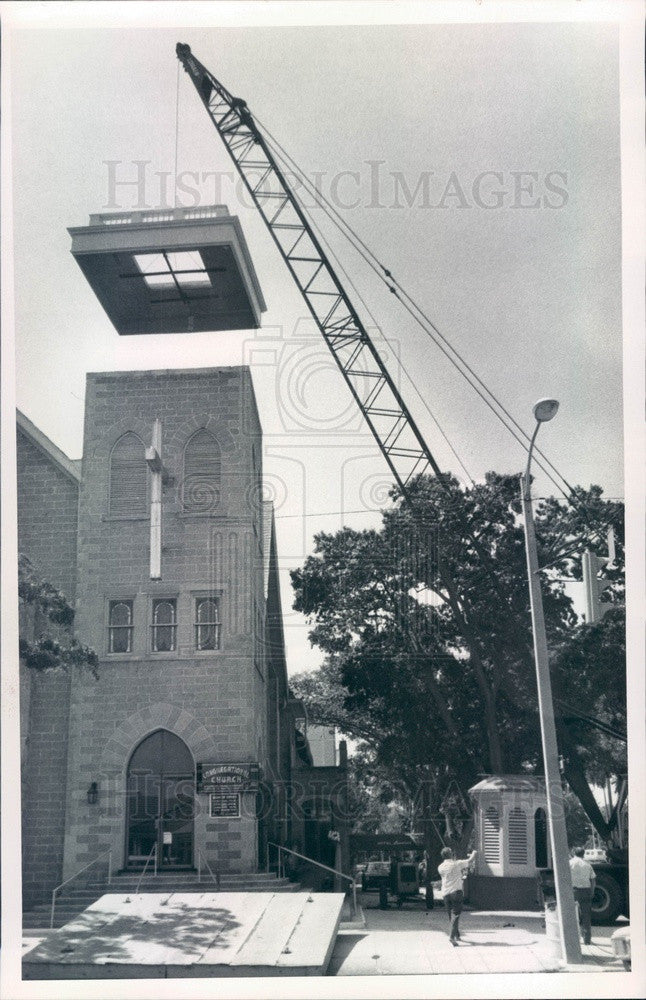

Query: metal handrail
left=197, top=850, right=221, bottom=890
left=135, top=843, right=158, bottom=894
left=50, top=849, right=112, bottom=928
left=267, top=841, right=358, bottom=919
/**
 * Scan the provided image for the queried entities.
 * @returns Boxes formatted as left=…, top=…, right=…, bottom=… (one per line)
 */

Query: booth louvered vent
left=110, top=433, right=147, bottom=517
left=483, top=805, right=501, bottom=863
left=183, top=429, right=221, bottom=512
left=508, top=807, right=528, bottom=865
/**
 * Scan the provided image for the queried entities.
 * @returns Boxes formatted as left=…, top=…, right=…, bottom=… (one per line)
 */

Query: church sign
left=196, top=763, right=260, bottom=793
left=210, top=792, right=241, bottom=818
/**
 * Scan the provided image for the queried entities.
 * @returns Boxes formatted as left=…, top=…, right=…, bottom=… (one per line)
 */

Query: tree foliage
left=344, top=749, right=417, bottom=835
left=552, top=607, right=626, bottom=781
left=19, top=554, right=98, bottom=678
left=291, top=473, right=625, bottom=799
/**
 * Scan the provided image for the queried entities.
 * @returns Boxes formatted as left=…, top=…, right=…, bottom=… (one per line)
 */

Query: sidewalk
left=328, top=893, right=628, bottom=976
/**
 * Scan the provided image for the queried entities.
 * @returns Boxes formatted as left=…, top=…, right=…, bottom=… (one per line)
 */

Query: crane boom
left=176, top=43, right=444, bottom=496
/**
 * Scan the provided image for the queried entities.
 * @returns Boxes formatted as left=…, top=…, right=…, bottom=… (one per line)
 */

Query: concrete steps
left=23, top=871, right=300, bottom=929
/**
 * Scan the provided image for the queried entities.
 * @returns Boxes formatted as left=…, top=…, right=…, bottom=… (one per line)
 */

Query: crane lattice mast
left=176, top=43, right=444, bottom=498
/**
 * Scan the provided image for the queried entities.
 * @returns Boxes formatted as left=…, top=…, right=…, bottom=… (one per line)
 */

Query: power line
left=274, top=509, right=381, bottom=519
left=257, top=120, right=624, bottom=552
left=247, top=114, right=621, bottom=560
left=273, top=498, right=624, bottom=519
left=554, top=700, right=627, bottom=743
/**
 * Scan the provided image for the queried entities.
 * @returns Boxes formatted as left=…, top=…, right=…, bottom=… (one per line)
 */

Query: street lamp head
left=523, top=398, right=560, bottom=485
left=533, top=398, right=559, bottom=423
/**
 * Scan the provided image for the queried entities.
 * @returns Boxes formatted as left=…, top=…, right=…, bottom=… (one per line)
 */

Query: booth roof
left=469, top=774, right=546, bottom=795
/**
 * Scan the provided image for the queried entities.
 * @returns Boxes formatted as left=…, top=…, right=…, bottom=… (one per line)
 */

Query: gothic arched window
left=109, top=432, right=147, bottom=517
left=194, top=597, right=220, bottom=650
left=151, top=599, right=177, bottom=652
left=183, top=430, right=221, bottom=512
left=109, top=600, right=133, bottom=653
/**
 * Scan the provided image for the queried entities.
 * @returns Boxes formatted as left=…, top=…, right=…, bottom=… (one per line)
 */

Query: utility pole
left=521, top=399, right=582, bottom=965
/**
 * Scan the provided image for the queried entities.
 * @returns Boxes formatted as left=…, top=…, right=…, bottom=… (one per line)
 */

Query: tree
left=344, top=749, right=416, bottom=835
left=563, top=789, right=595, bottom=848
left=19, top=554, right=98, bottom=677
left=291, top=473, right=625, bottom=801
left=552, top=608, right=626, bottom=781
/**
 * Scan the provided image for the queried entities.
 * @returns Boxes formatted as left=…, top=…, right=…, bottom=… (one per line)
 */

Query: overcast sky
left=7, top=11, right=625, bottom=672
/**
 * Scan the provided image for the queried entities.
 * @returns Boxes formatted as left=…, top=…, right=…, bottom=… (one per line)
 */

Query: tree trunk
left=438, top=560, right=504, bottom=772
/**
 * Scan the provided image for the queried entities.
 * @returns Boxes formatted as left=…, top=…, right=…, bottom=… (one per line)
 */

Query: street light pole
left=520, top=399, right=582, bottom=965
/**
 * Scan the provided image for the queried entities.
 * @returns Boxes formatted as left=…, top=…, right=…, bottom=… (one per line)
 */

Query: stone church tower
left=64, top=366, right=277, bottom=877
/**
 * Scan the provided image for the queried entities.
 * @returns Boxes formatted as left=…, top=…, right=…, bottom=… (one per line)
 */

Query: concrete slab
left=277, top=894, right=345, bottom=973
left=22, top=892, right=346, bottom=980
left=195, top=892, right=274, bottom=965
left=234, top=893, right=309, bottom=966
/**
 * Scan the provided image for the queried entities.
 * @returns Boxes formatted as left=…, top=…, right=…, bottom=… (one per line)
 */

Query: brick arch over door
left=100, top=705, right=217, bottom=871
left=100, top=703, right=216, bottom=775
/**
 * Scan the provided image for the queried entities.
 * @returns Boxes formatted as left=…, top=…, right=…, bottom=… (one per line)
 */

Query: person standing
left=569, top=846, right=596, bottom=944
left=438, top=846, right=477, bottom=945
left=419, top=852, right=435, bottom=911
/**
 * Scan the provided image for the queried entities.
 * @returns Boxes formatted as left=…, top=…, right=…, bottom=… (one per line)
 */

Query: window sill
left=102, top=515, right=149, bottom=523
left=102, top=651, right=230, bottom=662
left=177, top=511, right=227, bottom=520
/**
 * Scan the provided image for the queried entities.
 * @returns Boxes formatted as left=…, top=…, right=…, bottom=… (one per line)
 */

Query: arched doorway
left=126, top=729, right=194, bottom=869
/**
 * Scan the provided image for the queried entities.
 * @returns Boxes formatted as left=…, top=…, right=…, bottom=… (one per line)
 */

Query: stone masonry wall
left=17, top=427, right=79, bottom=906
left=65, top=368, right=266, bottom=876
left=17, top=428, right=79, bottom=599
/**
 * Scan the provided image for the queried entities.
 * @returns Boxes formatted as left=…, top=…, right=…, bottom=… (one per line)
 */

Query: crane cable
left=174, top=60, right=181, bottom=209
left=258, top=124, right=626, bottom=559
left=255, top=115, right=574, bottom=500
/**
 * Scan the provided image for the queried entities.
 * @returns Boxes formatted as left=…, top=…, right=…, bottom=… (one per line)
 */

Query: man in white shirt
left=437, top=846, right=477, bottom=944
left=569, top=846, right=596, bottom=944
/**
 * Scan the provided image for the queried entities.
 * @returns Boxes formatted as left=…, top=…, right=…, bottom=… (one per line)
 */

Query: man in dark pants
left=419, top=853, right=434, bottom=910
left=569, top=846, right=596, bottom=945
left=438, top=846, right=477, bottom=945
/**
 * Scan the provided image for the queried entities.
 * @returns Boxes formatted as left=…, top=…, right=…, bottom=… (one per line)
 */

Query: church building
left=18, top=367, right=348, bottom=908
left=18, top=203, right=349, bottom=912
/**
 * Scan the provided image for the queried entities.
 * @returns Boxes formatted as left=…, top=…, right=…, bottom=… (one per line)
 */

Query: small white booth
left=468, top=775, right=552, bottom=909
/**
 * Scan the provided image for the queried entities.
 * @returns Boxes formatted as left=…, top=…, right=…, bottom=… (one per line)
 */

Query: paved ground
left=327, top=893, right=629, bottom=976
left=21, top=892, right=629, bottom=979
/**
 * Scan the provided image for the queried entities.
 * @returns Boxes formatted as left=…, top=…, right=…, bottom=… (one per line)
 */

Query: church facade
left=18, top=367, right=348, bottom=907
